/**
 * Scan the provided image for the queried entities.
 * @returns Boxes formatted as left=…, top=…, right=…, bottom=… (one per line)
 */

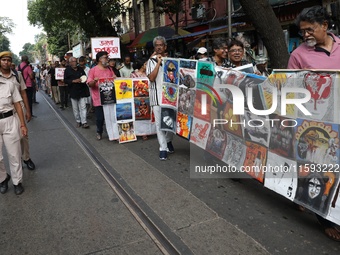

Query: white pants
left=71, top=97, right=87, bottom=124
left=153, top=106, right=173, bottom=151
left=0, top=115, right=23, bottom=185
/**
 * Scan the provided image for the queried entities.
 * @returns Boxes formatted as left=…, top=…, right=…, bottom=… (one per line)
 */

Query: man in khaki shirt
left=0, top=51, right=27, bottom=195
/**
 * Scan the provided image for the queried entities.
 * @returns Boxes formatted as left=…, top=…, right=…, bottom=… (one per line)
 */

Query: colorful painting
left=162, top=84, right=178, bottom=107
left=295, top=119, right=339, bottom=165
left=243, top=141, right=267, bottom=183
left=222, top=133, right=247, bottom=171
left=116, top=101, right=134, bottom=121
left=133, top=79, right=149, bottom=97
left=243, top=110, right=270, bottom=147
left=269, top=114, right=296, bottom=159
left=264, top=152, right=298, bottom=201
left=197, top=61, right=215, bottom=87
left=99, top=78, right=116, bottom=105
left=259, top=72, right=296, bottom=117
left=298, top=71, right=337, bottom=122
left=176, top=112, right=192, bottom=139
left=114, top=79, right=133, bottom=100
left=178, top=86, right=195, bottom=116
left=179, top=59, right=197, bottom=88
left=160, top=107, right=177, bottom=133
left=118, top=122, right=137, bottom=143
left=294, top=162, right=340, bottom=217
left=221, top=101, right=243, bottom=138
left=134, top=97, right=151, bottom=120
left=163, top=58, right=179, bottom=85
left=193, top=90, right=211, bottom=122
left=190, top=118, right=211, bottom=150
left=205, top=127, right=228, bottom=160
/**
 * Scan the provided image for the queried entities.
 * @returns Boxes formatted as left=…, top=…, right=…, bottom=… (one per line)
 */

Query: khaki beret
left=0, top=51, right=13, bottom=59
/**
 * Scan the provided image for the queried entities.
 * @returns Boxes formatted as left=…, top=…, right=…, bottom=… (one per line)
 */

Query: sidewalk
left=0, top=92, right=269, bottom=255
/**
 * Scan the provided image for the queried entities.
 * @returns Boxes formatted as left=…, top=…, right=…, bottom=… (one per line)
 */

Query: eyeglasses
left=298, top=26, right=317, bottom=36
left=229, top=49, right=244, bottom=53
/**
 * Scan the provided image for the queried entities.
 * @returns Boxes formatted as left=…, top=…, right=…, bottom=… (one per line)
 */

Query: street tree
left=0, top=17, right=15, bottom=52
left=19, top=43, right=35, bottom=63
left=155, top=0, right=184, bottom=34
left=238, top=0, right=289, bottom=68
left=0, top=17, right=15, bottom=34
left=33, top=33, right=48, bottom=64
left=0, top=35, right=10, bottom=52
left=27, top=0, right=122, bottom=55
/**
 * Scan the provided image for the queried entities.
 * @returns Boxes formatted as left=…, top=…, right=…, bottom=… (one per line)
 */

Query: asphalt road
left=3, top=91, right=338, bottom=255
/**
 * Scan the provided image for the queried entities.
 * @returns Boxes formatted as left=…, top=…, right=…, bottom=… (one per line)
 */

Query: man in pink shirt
left=19, top=56, right=35, bottom=117
left=87, top=51, right=116, bottom=140
left=288, top=5, right=340, bottom=242
left=288, top=6, right=340, bottom=69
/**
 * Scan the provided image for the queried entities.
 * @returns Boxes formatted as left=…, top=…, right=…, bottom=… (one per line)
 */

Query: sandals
left=142, top=135, right=148, bottom=140
left=324, top=227, right=340, bottom=242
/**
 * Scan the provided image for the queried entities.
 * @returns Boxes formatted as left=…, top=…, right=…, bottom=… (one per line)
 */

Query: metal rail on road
left=41, top=93, right=193, bottom=255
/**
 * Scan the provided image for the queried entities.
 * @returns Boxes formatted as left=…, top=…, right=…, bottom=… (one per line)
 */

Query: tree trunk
left=238, top=0, right=289, bottom=69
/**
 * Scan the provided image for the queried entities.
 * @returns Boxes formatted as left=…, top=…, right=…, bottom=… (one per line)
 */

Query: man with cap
left=0, top=51, right=28, bottom=195
left=87, top=51, right=116, bottom=140
left=195, top=47, right=208, bottom=60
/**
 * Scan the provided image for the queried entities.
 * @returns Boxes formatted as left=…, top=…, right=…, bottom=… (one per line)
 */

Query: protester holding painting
left=146, top=36, right=174, bottom=160
left=227, top=40, right=250, bottom=67
left=87, top=51, right=116, bottom=140
left=206, top=38, right=231, bottom=67
left=287, top=5, right=340, bottom=242
left=130, top=57, right=155, bottom=141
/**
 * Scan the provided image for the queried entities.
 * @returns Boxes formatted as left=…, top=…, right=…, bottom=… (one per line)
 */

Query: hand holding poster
left=91, top=37, right=121, bottom=59
left=98, top=78, right=116, bottom=104
left=55, top=68, right=65, bottom=80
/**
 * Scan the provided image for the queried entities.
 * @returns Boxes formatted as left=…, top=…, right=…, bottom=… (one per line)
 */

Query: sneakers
left=167, top=142, right=175, bottom=154
left=13, top=183, right=24, bottom=195
left=23, top=158, right=36, bottom=170
left=0, top=174, right=11, bottom=194
left=159, top=150, right=167, bottom=161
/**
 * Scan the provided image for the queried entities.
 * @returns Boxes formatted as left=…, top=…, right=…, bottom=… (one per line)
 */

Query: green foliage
left=0, top=34, right=10, bottom=52
left=0, top=17, right=15, bottom=34
left=19, top=43, right=35, bottom=63
left=27, top=0, right=122, bottom=56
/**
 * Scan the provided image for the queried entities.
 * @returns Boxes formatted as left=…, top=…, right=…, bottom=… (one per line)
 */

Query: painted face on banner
left=308, top=177, right=322, bottom=199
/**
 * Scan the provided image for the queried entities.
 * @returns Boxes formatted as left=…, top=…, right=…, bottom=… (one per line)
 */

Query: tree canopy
left=27, top=0, right=122, bottom=56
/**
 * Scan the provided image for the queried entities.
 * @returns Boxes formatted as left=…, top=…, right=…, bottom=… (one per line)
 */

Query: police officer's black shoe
left=0, top=174, right=11, bottom=194
left=24, top=159, right=36, bottom=170
left=13, top=183, right=24, bottom=195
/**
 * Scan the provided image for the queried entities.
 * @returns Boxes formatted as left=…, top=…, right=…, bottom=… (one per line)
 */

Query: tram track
left=41, top=93, right=193, bottom=255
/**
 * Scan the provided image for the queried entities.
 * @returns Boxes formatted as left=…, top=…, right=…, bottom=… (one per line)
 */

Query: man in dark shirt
left=64, top=57, right=89, bottom=128
left=48, top=61, right=60, bottom=104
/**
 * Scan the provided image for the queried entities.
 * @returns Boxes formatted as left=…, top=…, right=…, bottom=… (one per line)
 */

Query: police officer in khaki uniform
left=0, top=51, right=28, bottom=195
left=10, top=63, right=36, bottom=170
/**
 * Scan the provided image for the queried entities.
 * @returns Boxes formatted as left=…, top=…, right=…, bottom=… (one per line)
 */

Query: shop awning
left=120, top=32, right=136, bottom=44
left=168, top=22, right=246, bottom=41
left=129, top=26, right=190, bottom=48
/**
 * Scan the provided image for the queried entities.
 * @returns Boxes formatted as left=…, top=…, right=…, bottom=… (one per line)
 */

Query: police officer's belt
left=0, top=110, right=13, bottom=119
